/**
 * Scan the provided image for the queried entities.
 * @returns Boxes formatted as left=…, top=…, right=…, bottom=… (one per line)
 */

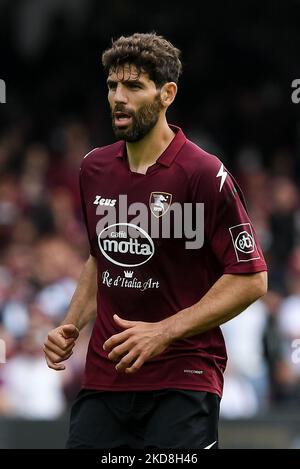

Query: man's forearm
left=162, top=271, right=267, bottom=341
left=61, top=255, right=98, bottom=331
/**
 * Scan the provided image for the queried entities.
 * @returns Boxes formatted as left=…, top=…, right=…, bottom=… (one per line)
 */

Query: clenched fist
left=44, top=324, right=79, bottom=371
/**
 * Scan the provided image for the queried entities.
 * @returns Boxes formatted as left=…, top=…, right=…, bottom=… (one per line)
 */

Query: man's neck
left=126, top=117, right=175, bottom=174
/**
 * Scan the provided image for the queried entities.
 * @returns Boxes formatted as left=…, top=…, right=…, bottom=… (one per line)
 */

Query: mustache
left=112, top=105, right=134, bottom=116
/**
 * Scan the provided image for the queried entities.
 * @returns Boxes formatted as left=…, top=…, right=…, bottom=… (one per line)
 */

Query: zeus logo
left=216, top=164, right=227, bottom=192
left=94, top=196, right=116, bottom=207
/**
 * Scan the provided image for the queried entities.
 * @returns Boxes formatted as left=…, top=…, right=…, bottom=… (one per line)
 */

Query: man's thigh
left=66, top=389, right=144, bottom=449
left=144, top=389, right=220, bottom=449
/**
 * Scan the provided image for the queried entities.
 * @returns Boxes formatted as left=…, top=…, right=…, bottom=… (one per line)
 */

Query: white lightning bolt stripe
left=204, top=441, right=217, bottom=449
left=216, top=163, right=227, bottom=192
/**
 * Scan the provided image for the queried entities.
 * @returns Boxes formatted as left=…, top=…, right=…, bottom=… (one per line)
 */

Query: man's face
left=107, top=64, right=163, bottom=142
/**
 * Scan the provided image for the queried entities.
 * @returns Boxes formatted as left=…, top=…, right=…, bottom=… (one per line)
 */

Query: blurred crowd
left=0, top=122, right=94, bottom=418
left=1, top=0, right=300, bottom=420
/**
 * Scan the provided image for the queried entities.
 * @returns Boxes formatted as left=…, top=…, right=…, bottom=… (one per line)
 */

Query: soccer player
left=44, top=33, right=267, bottom=449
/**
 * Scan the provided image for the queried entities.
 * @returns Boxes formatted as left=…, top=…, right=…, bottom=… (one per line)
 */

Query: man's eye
left=128, top=83, right=141, bottom=89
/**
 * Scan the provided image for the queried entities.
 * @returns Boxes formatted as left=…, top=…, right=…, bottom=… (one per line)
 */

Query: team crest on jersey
left=149, top=192, right=172, bottom=218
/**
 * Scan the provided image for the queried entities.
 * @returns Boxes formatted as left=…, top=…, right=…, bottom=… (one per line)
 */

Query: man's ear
left=160, top=82, right=177, bottom=107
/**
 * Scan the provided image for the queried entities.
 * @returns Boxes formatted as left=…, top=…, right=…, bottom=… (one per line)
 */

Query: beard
left=111, top=93, right=163, bottom=142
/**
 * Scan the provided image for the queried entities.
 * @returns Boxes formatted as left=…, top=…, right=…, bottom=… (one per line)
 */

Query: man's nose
left=114, top=84, right=127, bottom=103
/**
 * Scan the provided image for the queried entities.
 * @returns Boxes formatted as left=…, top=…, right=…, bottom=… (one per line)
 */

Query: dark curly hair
left=102, top=32, right=182, bottom=87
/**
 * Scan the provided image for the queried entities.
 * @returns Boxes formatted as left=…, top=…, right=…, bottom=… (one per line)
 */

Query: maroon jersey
left=79, top=125, right=267, bottom=397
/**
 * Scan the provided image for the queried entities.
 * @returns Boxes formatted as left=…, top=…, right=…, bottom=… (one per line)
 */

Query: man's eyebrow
left=107, top=78, right=145, bottom=86
left=107, top=78, right=116, bottom=86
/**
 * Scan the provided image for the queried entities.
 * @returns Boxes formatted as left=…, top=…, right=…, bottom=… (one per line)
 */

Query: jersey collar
left=115, top=124, right=186, bottom=168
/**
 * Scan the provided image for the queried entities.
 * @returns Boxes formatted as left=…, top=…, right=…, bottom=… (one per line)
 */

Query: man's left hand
left=103, top=314, right=171, bottom=374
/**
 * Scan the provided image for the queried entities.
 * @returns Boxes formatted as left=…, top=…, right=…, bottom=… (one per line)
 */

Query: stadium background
left=1, top=0, right=300, bottom=448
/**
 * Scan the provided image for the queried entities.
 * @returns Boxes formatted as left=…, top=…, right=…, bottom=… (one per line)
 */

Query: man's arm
left=103, top=271, right=267, bottom=374
left=61, top=255, right=97, bottom=330
left=44, top=255, right=97, bottom=370
left=163, top=271, right=267, bottom=340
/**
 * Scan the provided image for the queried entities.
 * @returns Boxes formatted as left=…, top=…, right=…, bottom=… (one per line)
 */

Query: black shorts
left=66, top=388, right=220, bottom=449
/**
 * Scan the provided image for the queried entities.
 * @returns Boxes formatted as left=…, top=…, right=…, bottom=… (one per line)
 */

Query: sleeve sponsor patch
left=229, top=223, right=261, bottom=262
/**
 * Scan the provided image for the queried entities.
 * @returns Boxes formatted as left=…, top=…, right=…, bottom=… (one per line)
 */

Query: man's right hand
left=44, top=324, right=79, bottom=371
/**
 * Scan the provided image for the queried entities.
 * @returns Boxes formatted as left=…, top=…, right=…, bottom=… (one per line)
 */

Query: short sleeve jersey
left=79, top=125, right=267, bottom=397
